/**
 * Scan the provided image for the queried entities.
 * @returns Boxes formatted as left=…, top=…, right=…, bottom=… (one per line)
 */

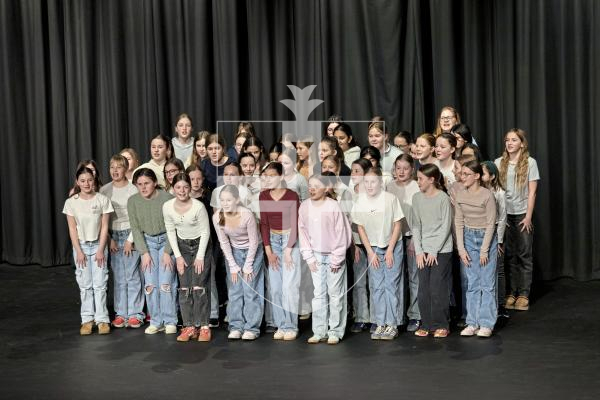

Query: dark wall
left=1, top=0, right=598, bottom=280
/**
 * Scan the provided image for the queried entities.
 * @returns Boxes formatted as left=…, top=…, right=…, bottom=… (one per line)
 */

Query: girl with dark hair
left=259, top=162, right=301, bottom=340
left=172, top=113, right=194, bottom=163
left=481, top=161, right=508, bottom=317
left=186, top=164, right=211, bottom=212
left=268, top=142, right=284, bottom=162
left=450, top=123, right=473, bottom=157
left=436, top=133, right=458, bottom=185
left=135, top=134, right=172, bottom=187
left=411, top=164, right=454, bottom=338
left=360, top=146, right=382, bottom=168
left=352, top=167, right=405, bottom=341
left=69, top=160, right=102, bottom=196
left=296, top=140, right=316, bottom=180
left=455, top=161, right=498, bottom=338
left=318, top=136, right=351, bottom=184
left=242, top=136, right=267, bottom=173
left=333, top=123, right=361, bottom=168
left=325, top=113, right=343, bottom=136
left=188, top=131, right=211, bottom=168
left=163, top=158, right=185, bottom=194
left=163, top=173, right=213, bottom=342
left=201, top=133, right=232, bottom=191
left=127, top=168, right=177, bottom=335
left=461, top=143, right=483, bottom=162
left=393, top=131, right=413, bottom=154
left=386, top=154, right=422, bottom=332
left=495, top=129, right=539, bottom=311
left=299, top=175, right=352, bottom=344
left=214, top=185, right=265, bottom=341
left=100, top=155, right=144, bottom=329
left=230, top=126, right=254, bottom=161
left=64, top=166, right=114, bottom=335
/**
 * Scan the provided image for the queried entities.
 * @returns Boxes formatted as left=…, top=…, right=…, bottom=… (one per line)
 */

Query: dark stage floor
left=0, top=264, right=598, bottom=400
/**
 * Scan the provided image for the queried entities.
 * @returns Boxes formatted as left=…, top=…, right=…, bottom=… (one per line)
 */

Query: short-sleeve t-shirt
left=63, top=193, right=114, bottom=242
left=494, top=157, right=540, bottom=215
left=351, top=190, right=404, bottom=248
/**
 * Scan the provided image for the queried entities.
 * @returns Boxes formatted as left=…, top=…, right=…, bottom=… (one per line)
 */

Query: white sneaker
left=283, top=331, right=297, bottom=341
left=371, top=325, right=385, bottom=340
left=228, top=330, right=242, bottom=340
left=144, top=325, right=165, bottom=335
left=307, top=335, right=327, bottom=344
left=477, top=327, right=493, bottom=338
left=460, top=325, right=479, bottom=336
left=242, top=331, right=258, bottom=341
left=165, top=324, right=177, bottom=334
left=273, top=329, right=285, bottom=340
left=327, top=335, right=340, bottom=345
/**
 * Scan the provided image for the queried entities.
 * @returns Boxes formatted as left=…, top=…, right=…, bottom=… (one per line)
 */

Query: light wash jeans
left=310, top=252, right=347, bottom=339
left=110, top=229, right=144, bottom=320
left=404, top=237, right=421, bottom=320
left=143, top=233, right=178, bottom=327
left=74, top=240, right=109, bottom=324
left=268, top=231, right=300, bottom=332
left=263, top=256, right=275, bottom=326
left=225, top=246, right=265, bottom=334
left=352, top=245, right=370, bottom=323
left=463, top=227, right=498, bottom=329
left=368, top=241, right=403, bottom=326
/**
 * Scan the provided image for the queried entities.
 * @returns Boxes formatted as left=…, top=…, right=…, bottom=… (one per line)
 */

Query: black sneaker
left=406, top=319, right=421, bottom=332
left=498, top=306, right=510, bottom=319
left=350, top=322, right=368, bottom=333
left=369, top=323, right=378, bottom=334
left=264, top=325, right=277, bottom=334
left=456, top=319, right=467, bottom=329
left=209, top=318, right=219, bottom=328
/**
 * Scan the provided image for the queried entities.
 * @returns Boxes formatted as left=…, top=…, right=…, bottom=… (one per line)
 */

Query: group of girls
left=64, top=108, right=539, bottom=343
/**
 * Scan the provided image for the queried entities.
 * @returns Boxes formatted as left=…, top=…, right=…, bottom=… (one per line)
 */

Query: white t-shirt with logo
left=351, top=190, right=404, bottom=248
left=63, top=193, right=114, bottom=242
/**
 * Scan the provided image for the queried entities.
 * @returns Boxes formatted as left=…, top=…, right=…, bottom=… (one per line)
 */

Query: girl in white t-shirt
left=63, top=165, right=114, bottom=336
left=435, top=133, right=458, bottom=186
left=495, top=129, right=540, bottom=311
left=134, top=134, right=173, bottom=188
left=351, top=167, right=404, bottom=341
left=99, top=155, right=143, bottom=329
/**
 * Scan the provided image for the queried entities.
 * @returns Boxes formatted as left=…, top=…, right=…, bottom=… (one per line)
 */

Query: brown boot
left=505, top=295, right=517, bottom=310
left=97, top=322, right=111, bottom=335
left=514, top=296, right=529, bottom=311
left=80, top=321, right=94, bottom=336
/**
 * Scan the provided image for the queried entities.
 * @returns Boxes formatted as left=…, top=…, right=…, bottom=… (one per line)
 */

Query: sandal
left=414, top=329, right=429, bottom=337
left=433, top=328, right=449, bottom=338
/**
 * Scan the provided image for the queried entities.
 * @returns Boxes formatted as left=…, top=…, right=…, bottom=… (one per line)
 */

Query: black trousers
left=505, top=214, right=534, bottom=297
left=177, top=237, right=213, bottom=327
left=417, top=252, right=452, bottom=331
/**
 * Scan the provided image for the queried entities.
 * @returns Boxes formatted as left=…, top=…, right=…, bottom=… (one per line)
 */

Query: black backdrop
left=1, top=0, right=598, bottom=281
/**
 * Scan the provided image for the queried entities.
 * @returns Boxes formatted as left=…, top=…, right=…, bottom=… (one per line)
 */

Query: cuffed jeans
left=74, top=240, right=109, bottom=324
left=268, top=231, right=300, bottom=332
left=463, top=228, right=498, bottom=329
left=418, top=252, right=452, bottom=331
left=368, top=242, right=403, bottom=327
left=310, top=252, right=347, bottom=339
left=404, top=237, right=421, bottom=320
left=505, top=214, right=534, bottom=297
left=226, top=246, right=265, bottom=334
left=143, top=233, right=178, bottom=327
left=110, top=230, right=144, bottom=320
left=352, top=245, right=370, bottom=323
left=177, top=236, right=212, bottom=327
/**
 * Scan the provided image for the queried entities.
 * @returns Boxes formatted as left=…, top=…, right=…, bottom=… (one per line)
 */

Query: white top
left=386, top=180, right=420, bottom=236
left=99, top=181, right=138, bottom=242
left=439, top=164, right=456, bottom=186
left=172, top=137, right=194, bottom=165
left=381, top=144, right=402, bottom=178
left=494, top=157, right=540, bottom=215
left=351, top=190, right=404, bottom=248
left=63, top=193, right=114, bottom=242
left=285, top=172, right=309, bottom=201
left=162, top=198, right=210, bottom=260
left=134, top=159, right=166, bottom=188
left=344, top=146, right=361, bottom=169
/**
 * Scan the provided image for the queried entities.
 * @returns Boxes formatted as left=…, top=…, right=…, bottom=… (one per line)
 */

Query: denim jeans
left=368, top=241, right=403, bottom=326
left=110, top=230, right=144, bottom=320
left=268, top=231, right=300, bottom=332
left=418, top=252, right=453, bottom=331
left=299, top=256, right=314, bottom=315
left=463, top=228, right=498, bottom=329
left=225, top=246, right=265, bottom=334
left=74, top=240, right=109, bottom=324
left=210, top=245, right=221, bottom=320
left=177, top=237, right=212, bottom=327
left=505, top=214, right=534, bottom=297
left=352, top=245, right=370, bottom=323
left=263, top=256, right=274, bottom=326
left=143, top=233, right=178, bottom=327
left=310, top=252, right=347, bottom=339
left=404, top=237, right=421, bottom=320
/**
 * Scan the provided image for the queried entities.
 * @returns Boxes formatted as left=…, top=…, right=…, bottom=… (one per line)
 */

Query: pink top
left=298, top=198, right=352, bottom=267
left=212, top=207, right=261, bottom=274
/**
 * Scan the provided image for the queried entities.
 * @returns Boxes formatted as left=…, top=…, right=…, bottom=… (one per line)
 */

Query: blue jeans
left=268, top=231, right=300, bottom=332
left=310, top=253, right=347, bottom=338
left=352, top=245, right=370, bottom=323
left=110, top=230, right=144, bottom=320
left=225, top=246, right=265, bottom=334
left=404, top=237, right=421, bottom=320
left=368, top=241, right=403, bottom=326
left=463, top=228, right=498, bottom=329
left=73, top=240, right=109, bottom=324
left=143, top=233, right=178, bottom=327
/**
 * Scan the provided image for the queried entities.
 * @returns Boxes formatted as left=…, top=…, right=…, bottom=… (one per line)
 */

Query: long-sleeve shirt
left=163, top=198, right=210, bottom=260
left=298, top=198, right=352, bottom=267
left=133, top=159, right=167, bottom=188
left=411, top=191, right=453, bottom=256
left=127, top=190, right=173, bottom=255
left=259, top=189, right=300, bottom=248
left=492, top=188, right=507, bottom=244
left=454, top=187, right=497, bottom=257
left=212, top=207, right=261, bottom=274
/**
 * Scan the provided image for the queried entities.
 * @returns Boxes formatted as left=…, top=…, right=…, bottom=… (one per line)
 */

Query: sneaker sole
left=145, top=328, right=165, bottom=335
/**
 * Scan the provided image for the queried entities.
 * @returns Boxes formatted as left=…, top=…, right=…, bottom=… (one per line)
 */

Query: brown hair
left=418, top=164, right=447, bottom=193
left=218, top=185, right=240, bottom=226
left=434, top=106, right=462, bottom=137
left=499, top=128, right=530, bottom=189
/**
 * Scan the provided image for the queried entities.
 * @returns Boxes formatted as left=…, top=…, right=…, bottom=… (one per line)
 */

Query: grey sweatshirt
left=411, top=191, right=453, bottom=256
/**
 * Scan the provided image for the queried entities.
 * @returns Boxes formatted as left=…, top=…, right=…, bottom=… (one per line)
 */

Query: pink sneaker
left=127, top=317, right=143, bottom=329
left=112, top=316, right=126, bottom=328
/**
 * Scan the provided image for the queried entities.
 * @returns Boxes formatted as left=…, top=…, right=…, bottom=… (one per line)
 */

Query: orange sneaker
left=198, top=327, right=211, bottom=342
left=177, top=326, right=198, bottom=342
left=433, top=328, right=449, bottom=338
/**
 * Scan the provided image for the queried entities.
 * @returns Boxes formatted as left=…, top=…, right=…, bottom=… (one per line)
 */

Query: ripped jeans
left=177, top=236, right=212, bottom=327
left=143, top=233, right=178, bottom=327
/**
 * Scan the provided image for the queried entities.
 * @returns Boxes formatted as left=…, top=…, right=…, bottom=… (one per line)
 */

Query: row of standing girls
left=63, top=109, right=539, bottom=343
